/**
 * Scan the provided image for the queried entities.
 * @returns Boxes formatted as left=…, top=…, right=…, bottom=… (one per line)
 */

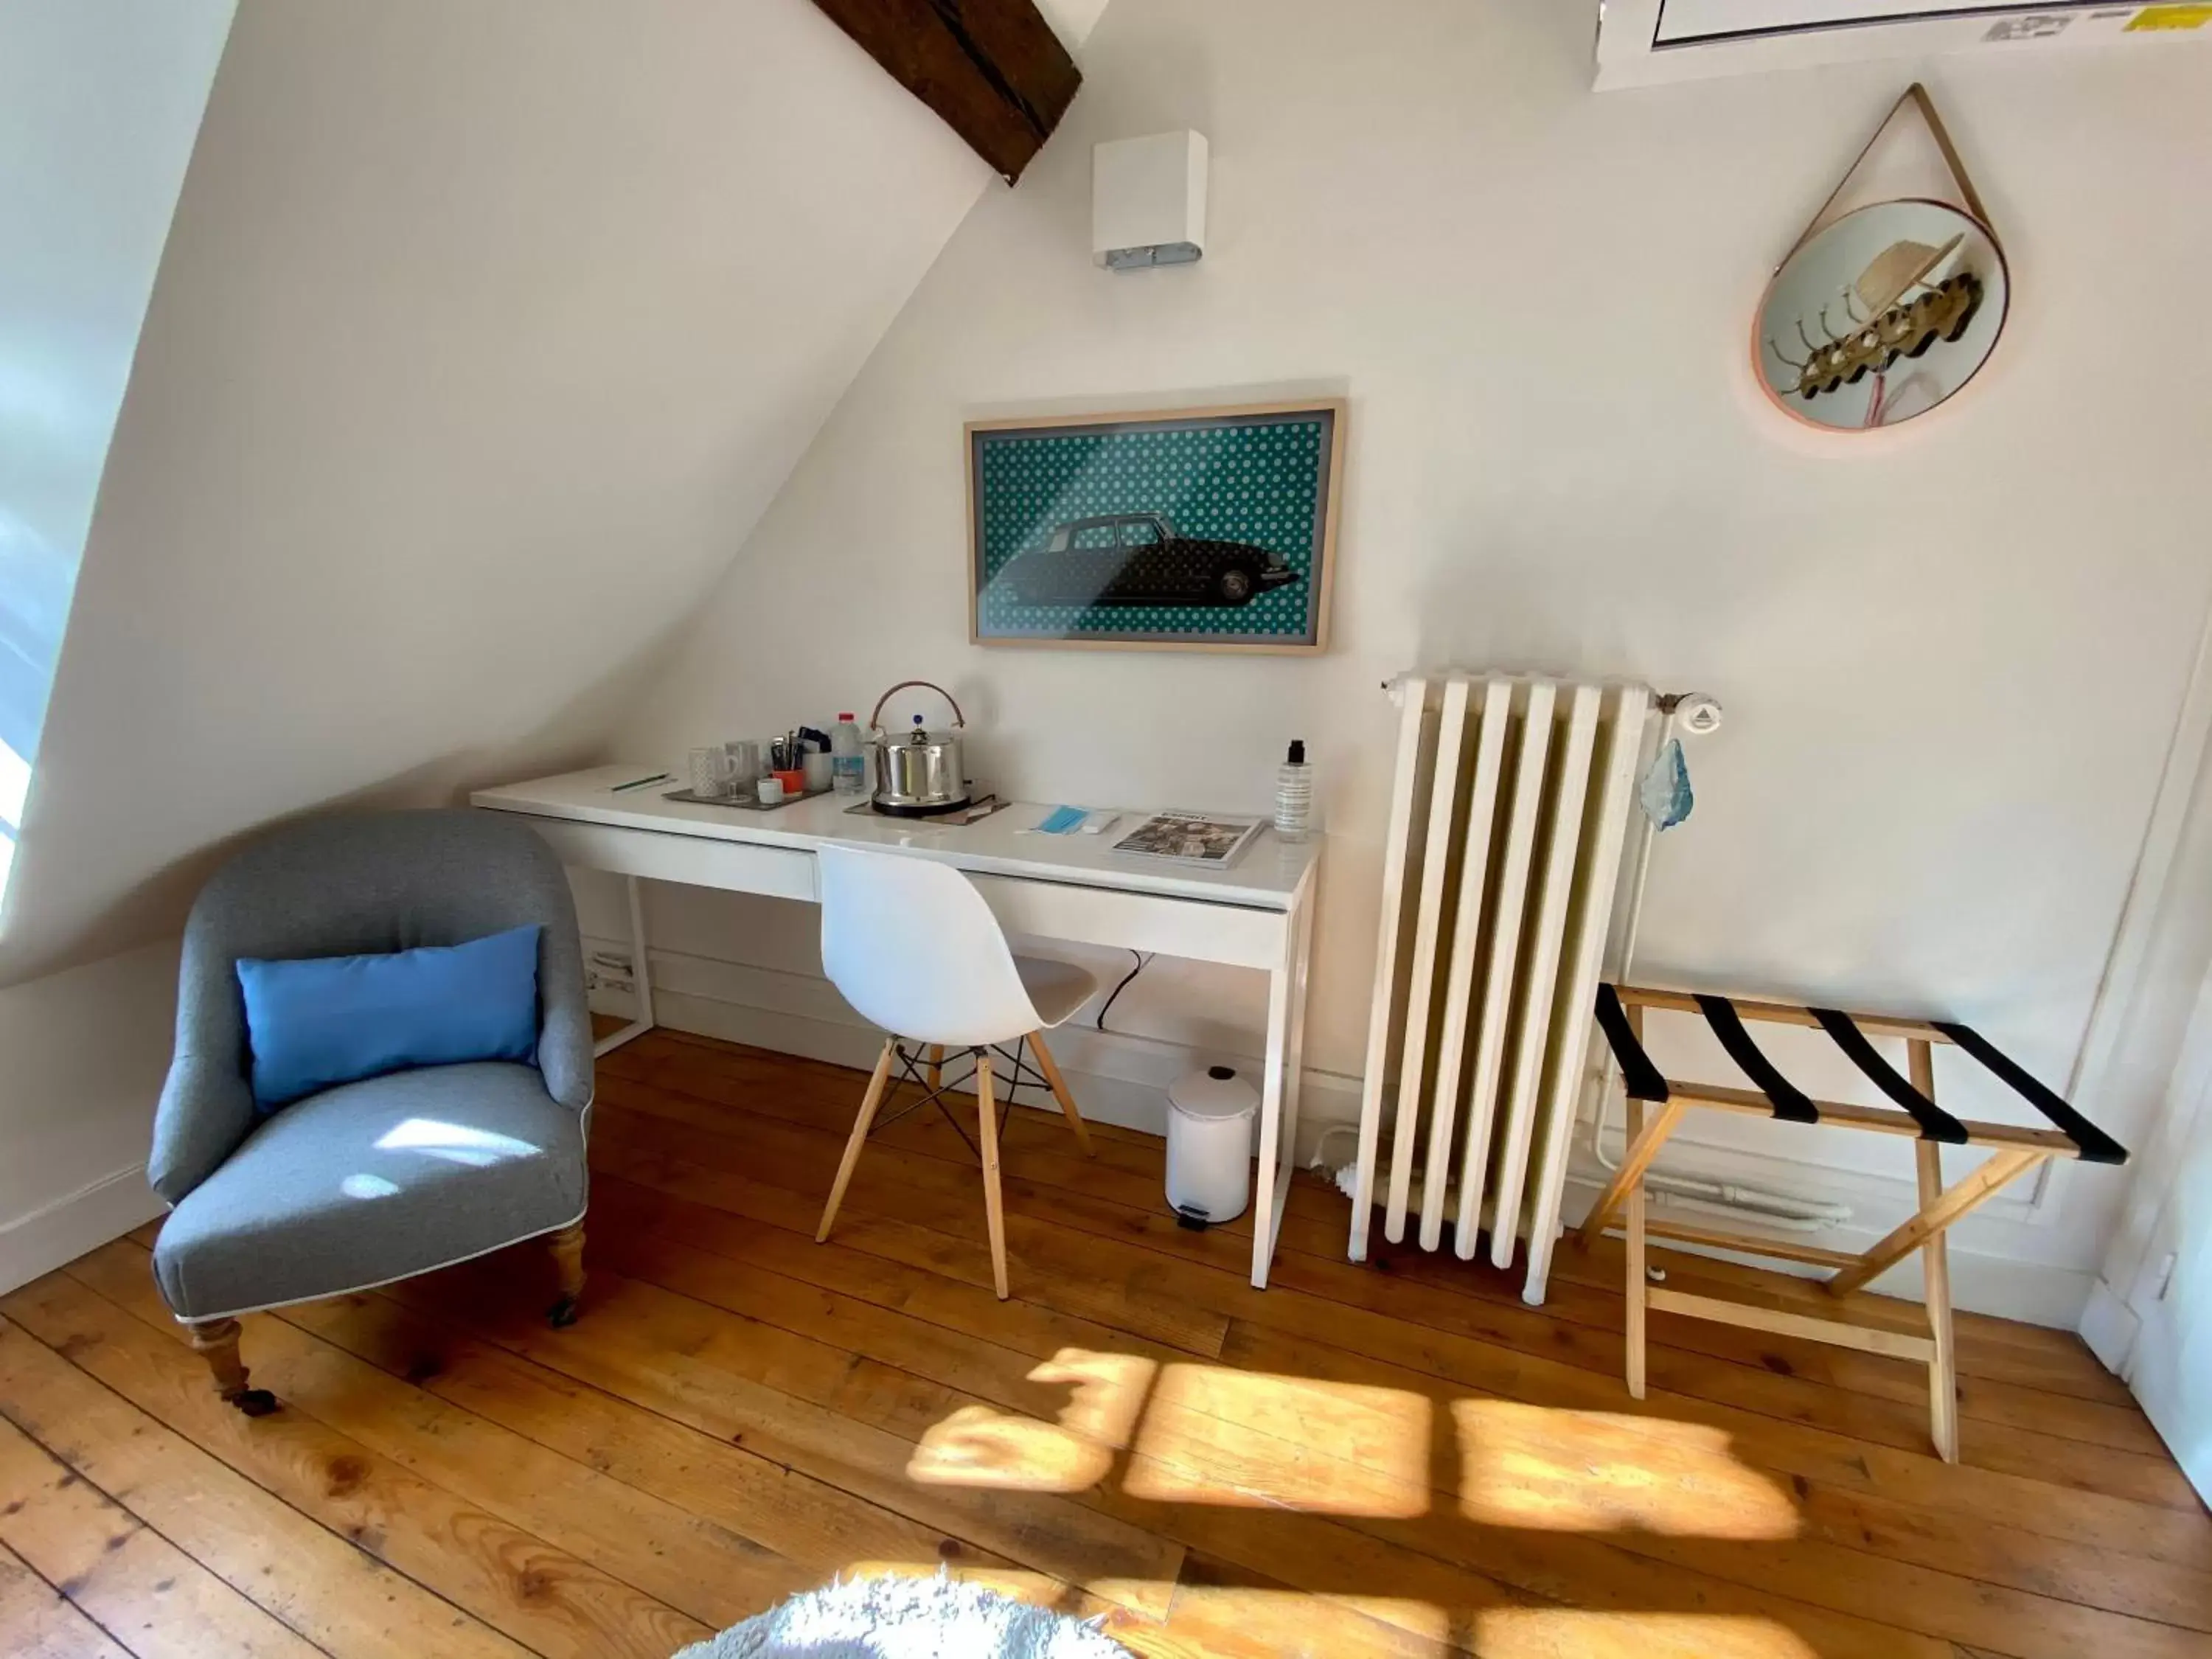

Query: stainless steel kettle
left=868, top=681, right=970, bottom=817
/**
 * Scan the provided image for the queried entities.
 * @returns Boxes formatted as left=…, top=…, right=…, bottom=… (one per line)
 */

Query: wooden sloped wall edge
left=810, top=0, right=1079, bottom=183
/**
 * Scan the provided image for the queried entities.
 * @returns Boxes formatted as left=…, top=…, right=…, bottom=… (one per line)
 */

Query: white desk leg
left=1276, top=885, right=1315, bottom=1257
left=1250, top=880, right=1314, bottom=1290
left=593, top=874, right=658, bottom=1058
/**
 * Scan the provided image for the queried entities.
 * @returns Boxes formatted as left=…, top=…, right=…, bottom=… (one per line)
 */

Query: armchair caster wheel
left=547, top=1296, right=580, bottom=1329
left=186, top=1318, right=276, bottom=1416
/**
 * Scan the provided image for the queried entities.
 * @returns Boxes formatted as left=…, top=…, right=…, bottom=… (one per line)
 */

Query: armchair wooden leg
left=183, top=1317, right=278, bottom=1416
left=1029, top=1031, right=1093, bottom=1157
left=547, top=1220, right=586, bottom=1328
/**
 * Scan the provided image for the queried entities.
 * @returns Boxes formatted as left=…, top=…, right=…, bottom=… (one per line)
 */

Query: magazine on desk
left=1110, top=809, right=1267, bottom=868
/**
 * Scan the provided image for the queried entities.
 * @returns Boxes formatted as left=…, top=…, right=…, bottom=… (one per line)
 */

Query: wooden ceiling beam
left=810, top=0, right=1079, bottom=184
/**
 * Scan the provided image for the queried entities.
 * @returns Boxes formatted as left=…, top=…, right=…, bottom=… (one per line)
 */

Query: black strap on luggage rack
left=1593, top=984, right=1669, bottom=1103
left=1809, top=1007, right=1969, bottom=1143
left=1694, top=993, right=1820, bottom=1124
left=1590, top=986, right=2127, bottom=1165
left=1934, top=1020, right=2128, bottom=1165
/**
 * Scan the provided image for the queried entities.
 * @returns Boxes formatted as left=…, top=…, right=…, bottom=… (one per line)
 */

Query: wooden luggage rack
left=1581, top=983, right=2128, bottom=1462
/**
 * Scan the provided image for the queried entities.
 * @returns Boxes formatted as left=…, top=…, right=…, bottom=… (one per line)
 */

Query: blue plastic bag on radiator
left=1638, top=737, right=1694, bottom=831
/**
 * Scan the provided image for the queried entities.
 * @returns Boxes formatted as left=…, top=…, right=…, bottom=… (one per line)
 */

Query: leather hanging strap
left=1778, top=83, right=1994, bottom=271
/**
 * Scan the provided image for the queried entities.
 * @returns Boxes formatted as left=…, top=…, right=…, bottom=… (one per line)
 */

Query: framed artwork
left=967, top=399, right=1344, bottom=653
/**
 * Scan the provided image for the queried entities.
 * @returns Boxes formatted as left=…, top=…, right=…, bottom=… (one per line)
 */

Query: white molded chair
left=813, top=844, right=1099, bottom=1297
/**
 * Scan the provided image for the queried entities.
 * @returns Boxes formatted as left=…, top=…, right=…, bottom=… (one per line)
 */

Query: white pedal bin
left=1166, top=1065, right=1259, bottom=1224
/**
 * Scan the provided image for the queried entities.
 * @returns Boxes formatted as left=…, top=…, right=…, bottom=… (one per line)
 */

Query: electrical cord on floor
left=1096, top=949, right=1150, bottom=1032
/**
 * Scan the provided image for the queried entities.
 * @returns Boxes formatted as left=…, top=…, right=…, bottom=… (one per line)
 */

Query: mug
left=688, top=746, right=732, bottom=799
left=757, top=776, right=787, bottom=805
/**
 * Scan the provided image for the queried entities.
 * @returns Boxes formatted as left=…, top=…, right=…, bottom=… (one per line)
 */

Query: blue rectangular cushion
left=237, top=924, right=541, bottom=1110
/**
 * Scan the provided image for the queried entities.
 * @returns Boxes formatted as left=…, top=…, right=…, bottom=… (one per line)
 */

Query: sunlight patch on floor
left=1039, top=1349, right=1157, bottom=1448
left=1094, top=1579, right=1456, bottom=1650
left=1477, top=1607, right=1820, bottom=1659
left=1454, top=1399, right=1801, bottom=1539
left=908, top=1402, right=1119, bottom=1492
left=849, top=1565, right=1455, bottom=1652
left=906, top=1349, right=1801, bottom=1540
left=907, top=1351, right=1155, bottom=1493
left=843, top=1566, right=1827, bottom=1659
left=1124, top=1363, right=1432, bottom=1516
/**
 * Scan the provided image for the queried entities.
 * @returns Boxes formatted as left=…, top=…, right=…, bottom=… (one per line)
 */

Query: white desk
left=472, top=765, right=1320, bottom=1287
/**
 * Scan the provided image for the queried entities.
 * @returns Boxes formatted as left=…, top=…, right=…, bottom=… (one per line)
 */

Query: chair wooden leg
left=976, top=1052, right=1009, bottom=1300
left=926, top=1044, right=945, bottom=1094
left=1028, top=1031, right=1093, bottom=1157
left=547, top=1220, right=586, bottom=1328
left=818, top=1038, right=897, bottom=1244
left=183, top=1317, right=277, bottom=1416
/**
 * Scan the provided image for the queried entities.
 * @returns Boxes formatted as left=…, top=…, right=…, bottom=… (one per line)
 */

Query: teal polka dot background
left=973, top=411, right=1331, bottom=644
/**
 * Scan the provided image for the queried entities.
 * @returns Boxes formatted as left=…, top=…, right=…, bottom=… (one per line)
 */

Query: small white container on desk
left=1166, top=1064, right=1260, bottom=1226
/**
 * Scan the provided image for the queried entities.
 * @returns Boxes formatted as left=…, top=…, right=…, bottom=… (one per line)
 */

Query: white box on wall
left=1093, top=130, right=1207, bottom=269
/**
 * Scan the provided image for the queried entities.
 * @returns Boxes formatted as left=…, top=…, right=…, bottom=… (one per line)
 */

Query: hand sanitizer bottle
left=1275, top=740, right=1313, bottom=844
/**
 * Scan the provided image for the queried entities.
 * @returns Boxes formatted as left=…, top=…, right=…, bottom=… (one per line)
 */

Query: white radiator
left=1348, top=672, right=1657, bottom=1304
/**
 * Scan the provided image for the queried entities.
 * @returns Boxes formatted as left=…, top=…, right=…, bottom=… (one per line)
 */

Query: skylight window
left=0, top=732, right=25, bottom=895
left=0, top=0, right=234, bottom=912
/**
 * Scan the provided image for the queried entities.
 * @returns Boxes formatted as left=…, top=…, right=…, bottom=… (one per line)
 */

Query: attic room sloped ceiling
left=0, top=0, right=1102, bottom=985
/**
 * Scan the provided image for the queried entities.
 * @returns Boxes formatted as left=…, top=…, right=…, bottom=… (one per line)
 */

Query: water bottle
left=831, top=714, right=869, bottom=797
left=1275, top=740, right=1313, bottom=843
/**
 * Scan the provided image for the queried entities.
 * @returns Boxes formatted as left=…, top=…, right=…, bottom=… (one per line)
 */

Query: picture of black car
left=997, top=513, right=1301, bottom=608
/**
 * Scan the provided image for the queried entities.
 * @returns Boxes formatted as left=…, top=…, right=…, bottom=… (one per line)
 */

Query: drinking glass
left=723, top=740, right=763, bottom=803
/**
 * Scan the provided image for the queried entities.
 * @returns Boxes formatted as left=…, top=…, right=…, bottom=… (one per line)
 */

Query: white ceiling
left=1, top=0, right=1106, bottom=981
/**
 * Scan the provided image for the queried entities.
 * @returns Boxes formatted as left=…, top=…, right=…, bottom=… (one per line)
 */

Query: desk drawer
left=521, top=818, right=815, bottom=902
left=973, top=872, right=1285, bottom=970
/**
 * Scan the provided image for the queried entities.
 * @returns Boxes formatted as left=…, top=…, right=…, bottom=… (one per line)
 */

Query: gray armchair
left=149, top=809, right=594, bottom=1413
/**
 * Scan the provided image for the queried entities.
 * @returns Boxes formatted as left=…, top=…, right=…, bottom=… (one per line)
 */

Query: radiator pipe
left=1649, top=1186, right=1848, bottom=1234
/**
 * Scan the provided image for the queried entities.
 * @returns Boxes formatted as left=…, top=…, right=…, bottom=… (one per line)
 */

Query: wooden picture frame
left=966, top=399, right=1345, bottom=655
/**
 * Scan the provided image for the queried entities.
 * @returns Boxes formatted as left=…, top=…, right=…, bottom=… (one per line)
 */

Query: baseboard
left=624, top=973, right=1363, bottom=1168
left=2076, top=1277, right=2141, bottom=1377
left=0, top=1164, right=164, bottom=1296
left=593, top=933, right=2097, bottom=1327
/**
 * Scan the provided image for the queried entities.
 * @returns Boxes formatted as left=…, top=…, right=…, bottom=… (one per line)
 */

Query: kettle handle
left=867, top=680, right=966, bottom=736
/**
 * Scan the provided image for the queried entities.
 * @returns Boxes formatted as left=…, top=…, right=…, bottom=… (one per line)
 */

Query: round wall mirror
left=1753, top=198, right=2008, bottom=431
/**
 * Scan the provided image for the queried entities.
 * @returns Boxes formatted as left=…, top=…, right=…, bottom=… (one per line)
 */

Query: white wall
left=612, top=0, right=2212, bottom=1323
left=0, top=0, right=233, bottom=869
left=2116, top=998, right=2212, bottom=1498
left=0, top=0, right=1010, bottom=987
left=0, top=0, right=1124, bottom=1279
left=0, top=943, right=177, bottom=1292
left=2079, top=695, right=2212, bottom=1492
left=0, top=0, right=229, bottom=1290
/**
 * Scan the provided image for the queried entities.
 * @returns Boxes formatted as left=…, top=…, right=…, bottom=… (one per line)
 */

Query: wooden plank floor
left=3, top=1028, right=2207, bottom=1658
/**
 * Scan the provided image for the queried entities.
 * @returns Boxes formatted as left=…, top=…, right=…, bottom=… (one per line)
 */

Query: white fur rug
left=672, top=1572, right=1132, bottom=1659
